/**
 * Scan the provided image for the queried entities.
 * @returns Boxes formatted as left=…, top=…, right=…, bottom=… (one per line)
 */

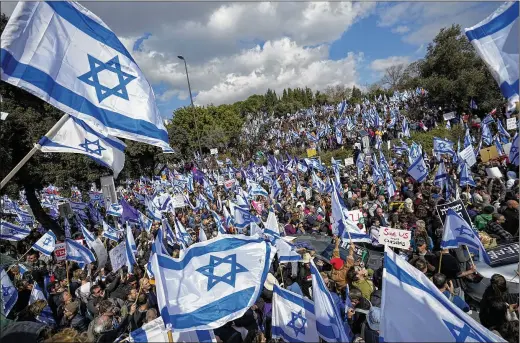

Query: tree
left=381, top=64, right=406, bottom=90
left=416, top=25, right=503, bottom=114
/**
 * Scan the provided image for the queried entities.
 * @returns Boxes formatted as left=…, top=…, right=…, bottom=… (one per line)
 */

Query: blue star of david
left=438, top=142, right=446, bottom=150
left=455, top=225, right=474, bottom=237
left=78, top=54, right=136, bottom=103
left=2, top=285, right=12, bottom=297
left=8, top=228, right=17, bottom=236
left=511, top=145, right=518, bottom=154
left=287, top=310, right=307, bottom=337
left=443, top=321, right=485, bottom=342
left=196, top=254, right=248, bottom=291
left=417, top=165, right=426, bottom=173
left=43, top=237, right=53, bottom=246
left=79, top=138, right=106, bottom=156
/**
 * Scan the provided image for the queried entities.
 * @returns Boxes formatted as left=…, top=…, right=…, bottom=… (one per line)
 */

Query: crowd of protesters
left=1, top=90, right=519, bottom=343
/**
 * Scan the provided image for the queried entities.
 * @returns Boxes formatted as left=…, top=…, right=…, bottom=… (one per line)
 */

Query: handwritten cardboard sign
left=378, top=227, right=411, bottom=249
left=109, top=242, right=127, bottom=272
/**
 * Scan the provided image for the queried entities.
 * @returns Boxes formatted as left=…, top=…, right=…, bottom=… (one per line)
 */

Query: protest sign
left=479, top=146, right=499, bottom=162
left=210, top=148, right=218, bottom=155
left=486, top=167, right=503, bottom=178
left=506, top=118, right=517, bottom=130
left=306, top=149, right=317, bottom=158
left=109, top=242, right=127, bottom=272
left=346, top=209, right=365, bottom=231
left=436, top=199, right=473, bottom=228
left=217, top=175, right=224, bottom=186
left=304, top=188, right=312, bottom=201
left=345, top=157, right=354, bottom=166
left=459, top=145, right=477, bottom=167
left=171, top=194, right=186, bottom=208
left=486, top=242, right=519, bottom=267
left=443, top=112, right=456, bottom=121
left=502, top=142, right=512, bottom=156
left=54, top=243, right=66, bottom=262
left=378, top=227, right=411, bottom=249
left=224, top=179, right=236, bottom=190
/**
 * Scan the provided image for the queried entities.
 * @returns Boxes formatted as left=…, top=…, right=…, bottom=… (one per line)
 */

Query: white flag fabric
left=272, top=284, right=319, bottom=343
left=129, top=316, right=216, bottom=343
left=65, top=238, right=95, bottom=265
left=151, top=234, right=275, bottom=332
left=125, top=224, right=137, bottom=273
left=465, top=2, right=519, bottom=112
left=0, top=220, right=31, bottom=241
left=32, top=231, right=57, bottom=256
left=310, top=260, right=352, bottom=342
left=1, top=270, right=17, bottom=316
left=39, top=116, right=126, bottom=178
left=1, top=1, right=170, bottom=148
left=381, top=246, right=504, bottom=342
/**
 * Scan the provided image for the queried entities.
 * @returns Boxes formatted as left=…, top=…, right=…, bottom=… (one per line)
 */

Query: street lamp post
left=177, top=55, right=203, bottom=161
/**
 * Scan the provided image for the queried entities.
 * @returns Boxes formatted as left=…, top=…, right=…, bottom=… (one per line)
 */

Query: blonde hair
left=44, top=328, right=89, bottom=343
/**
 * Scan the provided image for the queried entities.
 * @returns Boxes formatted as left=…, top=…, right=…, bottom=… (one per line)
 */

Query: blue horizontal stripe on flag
left=465, top=2, right=519, bottom=42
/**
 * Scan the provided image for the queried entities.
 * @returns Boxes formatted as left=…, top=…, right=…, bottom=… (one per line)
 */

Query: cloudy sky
left=1, top=1, right=502, bottom=118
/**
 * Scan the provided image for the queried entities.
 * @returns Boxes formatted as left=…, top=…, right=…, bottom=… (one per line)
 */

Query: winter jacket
left=475, top=213, right=492, bottom=230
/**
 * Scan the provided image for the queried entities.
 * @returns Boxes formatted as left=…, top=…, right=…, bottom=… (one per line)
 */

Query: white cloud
left=392, top=25, right=410, bottom=34
left=111, top=2, right=375, bottom=106
left=370, top=56, right=410, bottom=73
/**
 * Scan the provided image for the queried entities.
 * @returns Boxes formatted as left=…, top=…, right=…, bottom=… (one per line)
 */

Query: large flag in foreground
left=1, top=1, right=170, bottom=148
left=39, top=117, right=126, bottom=178
left=272, top=284, right=319, bottom=342
left=129, top=317, right=216, bottom=343
left=465, top=1, right=519, bottom=112
left=151, top=235, right=274, bottom=332
left=381, top=247, right=504, bottom=342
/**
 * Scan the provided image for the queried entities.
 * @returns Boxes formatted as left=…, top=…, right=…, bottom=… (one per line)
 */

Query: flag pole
left=0, top=113, right=70, bottom=190
left=66, top=260, right=71, bottom=293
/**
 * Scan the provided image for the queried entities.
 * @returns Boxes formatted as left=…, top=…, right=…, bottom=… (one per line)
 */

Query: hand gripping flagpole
left=0, top=113, right=70, bottom=190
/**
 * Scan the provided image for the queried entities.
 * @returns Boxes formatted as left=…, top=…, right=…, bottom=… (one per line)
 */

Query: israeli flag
left=130, top=317, right=216, bottom=343
left=1, top=1, right=170, bottom=148
left=198, top=227, right=208, bottom=242
left=145, top=197, right=162, bottom=221
left=434, top=161, right=448, bottom=190
left=32, top=231, right=56, bottom=256
left=481, top=123, right=493, bottom=146
left=151, top=235, right=274, bottom=331
left=0, top=220, right=31, bottom=241
left=465, top=2, right=519, bottom=112
left=1, top=270, right=17, bottom=316
left=65, top=238, right=96, bottom=265
left=497, top=119, right=511, bottom=139
left=39, top=117, right=126, bottom=178
left=440, top=209, right=491, bottom=265
left=509, top=132, right=519, bottom=166
left=102, top=221, right=119, bottom=242
left=272, top=285, right=319, bottom=342
left=29, top=283, right=56, bottom=326
left=310, top=261, right=352, bottom=343
left=407, top=155, right=429, bottom=183
left=234, top=207, right=259, bottom=230
left=459, top=162, right=476, bottom=187
left=80, top=222, right=96, bottom=248
left=381, top=247, right=502, bottom=342
left=335, top=126, right=343, bottom=145
left=433, top=137, right=455, bottom=156
left=464, top=129, right=473, bottom=149
left=402, top=117, right=411, bottom=138
left=125, top=224, right=137, bottom=273
left=139, top=211, right=153, bottom=233
left=223, top=206, right=234, bottom=228
left=331, top=183, right=370, bottom=243
left=248, top=182, right=269, bottom=198
left=210, top=211, right=227, bottom=236
left=106, top=203, right=123, bottom=217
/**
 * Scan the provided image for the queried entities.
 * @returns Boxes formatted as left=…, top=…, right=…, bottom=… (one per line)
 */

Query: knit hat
left=330, top=257, right=344, bottom=270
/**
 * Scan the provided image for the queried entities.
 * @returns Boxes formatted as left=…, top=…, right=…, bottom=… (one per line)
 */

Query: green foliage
left=400, top=25, right=504, bottom=114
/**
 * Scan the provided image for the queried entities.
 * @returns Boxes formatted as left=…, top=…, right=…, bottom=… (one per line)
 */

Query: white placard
left=217, top=176, right=224, bottom=186
left=443, top=111, right=456, bottom=121
left=506, top=118, right=517, bottom=130
left=345, top=157, right=354, bottom=166
left=274, top=150, right=280, bottom=155
left=378, top=227, right=411, bottom=249
left=304, top=188, right=312, bottom=201
left=210, top=148, right=218, bottom=155
left=458, top=145, right=477, bottom=167
left=171, top=194, right=186, bottom=208
left=346, top=209, right=365, bottom=231
left=486, top=167, right=503, bottom=179
left=109, top=242, right=127, bottom=272
left=503, top=143, right=512, bottom=156
left=54, top=242, right=66, bottom=262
